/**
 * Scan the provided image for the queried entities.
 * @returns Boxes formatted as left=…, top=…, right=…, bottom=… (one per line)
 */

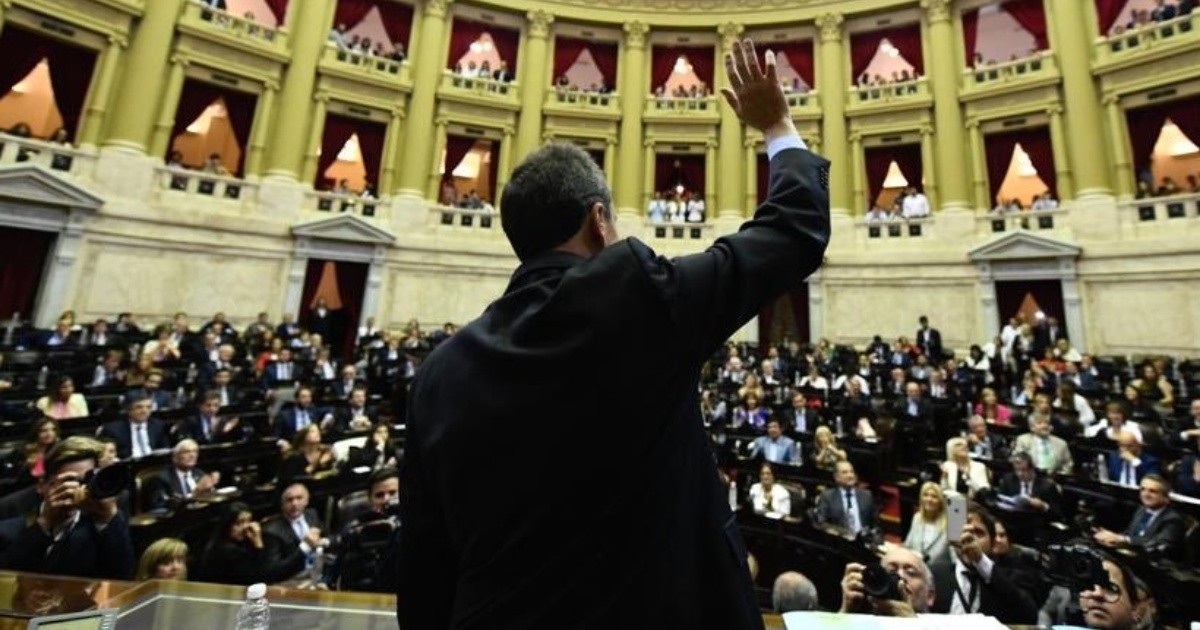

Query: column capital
left=541, top=132, right=556, bottom=143
left=643, top=138, right=656, bottom=149
left=107, top=34, right=129, bottom=48
left=717, top=23, right=745, bottom=51
left=848, top=132, right=862, bottom=144
left=169, top=54, right=190, bottom=68
left=919, top=124, right=935, bottom=136
left=624, top=21, right=650, bottom=49
left=921, top=0, right=954, bottom=24
left=390, top=107, right=406, bottom=121
left=815, top=13, right=845, bottom=43
left=314, top=91, right=330, bottom=104
left=503, top=126, right=516, bottom=137
left=1100, top=93, right=1119, bottom=106
left=526, top=10, right=554, bottom=38
left=424, top=0, right=453, bottom=19
left=605, top=136, right=618, bottom=146
left=263, top=78, right=280, bottom=92
left=705, top=139, right=719, bottom=149
left=965, top=118, right=979, bottom=129
left=743, top=137, right=760, bottom=149
left=1046, top=103, right=1065, bottom=115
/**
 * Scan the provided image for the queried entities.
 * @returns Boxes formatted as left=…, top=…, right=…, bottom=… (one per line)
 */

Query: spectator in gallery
left=391, top=41, right=406, bottom=62
left=204, top=153, right=229, bottom=176
left=648, top=192, right=666, bottom=223
left=1155, top=177, right=1180, bottom=196
left=1030, top=192, right=1059, bottom=211
left=865, top=204, right=889, bottom=224
left=6, top=122, right=32, bottom=138
left=1135, top=179, right=1154, bottom=199
left=493, top=60, right=514, bottom=83
left=686, top=195, right=705, bottom=222
left=1151, top=0, right=1178, bottom=22
left=329, top=23, right=348, bottom=48
left=901, top=185, right=930, bottom=218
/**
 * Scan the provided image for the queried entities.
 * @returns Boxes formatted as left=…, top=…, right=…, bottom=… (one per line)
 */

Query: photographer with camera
left=322, top=466, right=401, bottom=591
left=838, top=546, right=934, bottom=617
left=0, top=436, right=135, bottom=579
left=1076, top=552, right=1157, bottom=630
left=929, top=505, right=1039, bottom=624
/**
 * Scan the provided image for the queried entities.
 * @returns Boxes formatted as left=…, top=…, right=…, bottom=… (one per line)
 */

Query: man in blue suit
left=1106, top=431, right=1161, bottom=487
left=97, top=393, right=171, bottom=459
left=750, top=418, right=801, bottom=465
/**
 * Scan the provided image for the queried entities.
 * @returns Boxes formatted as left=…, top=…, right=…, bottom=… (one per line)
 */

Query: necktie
left=1123, top=461, right=1135, bottom=486
left=1135, top=510, right=1153, bottom=537
left=796, top=412, right=806, bottom=433
left=297, top=409, right=309, bottom=431
left=959, top=571, right=980, bottom=612
left=220, top=387, right=229, bottom=406
left=182, top=472, right=194, bottom=496
left=1021, top=481, right=1030, bottom=496
left=1039, top=439, right=1052, bottom=470
left=844, top=490, right=860, bottom=533
left=135, top=425, right=150, bottom=457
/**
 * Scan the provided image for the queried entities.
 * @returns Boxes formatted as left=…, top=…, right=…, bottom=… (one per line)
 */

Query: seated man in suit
left=321, top=466, right=401, bottom=591
left=0, top=436, right=135, bottom=579
left=273, top=385, right=334, bottom=448
left=814, top=460, right=878, bottom=537
left=90, top=351, right=125, bottom=388
left=749, top=418, right=800, bottom=465
left=787, top=392, right=820, bottom=435
left=1169, top=398, right=1200, bottom=454
left=262, top=347, right=302, bottom=392
left=209, top=367, right=244, bottom=408
left=97, top=393, right=171, bottom=460
left=996, top=451, right=1063, bottom=520
left=930, top=506, right=1039, bottom=624
left=330, top=365, right=365, bottom=401
left=335, top=387, right=377, bottom=434
left=1013, top=414, right=1074, bottom=475
left=263, top=482, right=326, bottom=579
left=966, top=415, right=1009, bottom=461
left=892, top=381, right=933, bottom=465
left=1093, top=473, right=1186, bottom=558
left=183, top=391, right=247, bottom=446
left=146, top=439, right=219, bottom=510
left=125, top=368, right=174, bottom=412
left=1106, top=430, right=1160, bottom=488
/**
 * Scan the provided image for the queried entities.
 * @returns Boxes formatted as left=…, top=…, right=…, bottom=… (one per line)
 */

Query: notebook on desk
left=27, top=609, right=117, bottom=630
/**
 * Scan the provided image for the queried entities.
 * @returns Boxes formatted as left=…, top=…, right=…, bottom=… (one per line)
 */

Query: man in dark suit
left=400, top=40, right=829, bottom=630
left=814, top=461, right=878, bottom=536
left=1032, top=316, right=1065, bottom=359
left=1106, top=431, right=1161, bottom=487
left=966, top=415, right=1009, bottom=461
left=273, top=386, right=333, bottom=445
left=330, top=364, right=364, bottom=400
left=262, top=482, right=325, bottom=579
left=1170, top=398, right=1200, bottom=454
left=915, top=316, right=942, bottom=362
left=307, top=298, right=336, bottom=345
left=996, top=451, right=1063, bottom=520
left=276, top=313, right=301, bottom=342
left=787, top=392, right=821, bottom=435
left=208, top=367, right=244, bottom=408
left=97, top=393, right=171, bottom=460
left=930, top=507, right=1039, bottom=624
left=125, top=368, right=174, bottom=412
left=335, top=387, right=376, bottom=434
left=892, top=381, right=933, bottom=466
left=145, top=439, right=219, bottom=510
left=262, top=347, right=302, bottom=391
left=1093, top=474, right=1186, bottom=557
left=0, top=436, right=135, bottom=579
left=182, top=391, right=246, bottom=446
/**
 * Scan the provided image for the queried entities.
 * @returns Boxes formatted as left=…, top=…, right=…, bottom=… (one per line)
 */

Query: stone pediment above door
left=968, top=231, right=1081, bottom=262
left=0, top=164, right=104, bottom=211
left=291, top=214, right=395, bottom=246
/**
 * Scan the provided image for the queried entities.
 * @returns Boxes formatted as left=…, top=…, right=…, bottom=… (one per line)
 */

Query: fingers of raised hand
left=743, top=40, right=763, bottom=79
left=725, top=53, right=742, bottom=90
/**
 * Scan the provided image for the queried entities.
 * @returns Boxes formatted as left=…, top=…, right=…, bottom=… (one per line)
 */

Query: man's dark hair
left=967, top=503, right=996, bottom=540
left=370, top=466, right=400, bottom=490
left=1010, top=451, right=1034, bottom=469
left=500, top=143, right=612, bottom=261
left=200, top=391, right=222, bottom=406
left=1143, top=473, right=1172, bottom=493
left=124, top=391, right=151, bottom=409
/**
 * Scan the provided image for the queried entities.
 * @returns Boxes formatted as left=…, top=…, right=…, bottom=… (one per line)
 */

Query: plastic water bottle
left=37, top=366, right=49, bottom=391
left=835, top=415, right=845, bottom=438
left=310, top=548, right=325, bottom=585
left=728, top=479, right=738, bottom=511
left=234, top=583, right=270, bottom=630
left=1096, top=454, right=1110, bottom=483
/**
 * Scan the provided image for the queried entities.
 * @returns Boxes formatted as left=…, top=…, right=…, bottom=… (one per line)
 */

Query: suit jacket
left=274, top=404, right=330, bottom=442
left=199, top=533, right=305, bottom=586
left=263, top=508, right=322, bottom=550
left=1123, top=505, right=1186, bottom=556
left=181, top=412, right=246, bottom=446
left=749, top=435, right=800, bottom=465
left=786, top=407, right=822, bottom=434
left=916, top=327, right=943, bottom=360
left=996, top=472, right=1063, bottom=519
left=814, top=486, right=878, bottom=533
left=276, top=322, right=301, bottom=340
left=330, top=378, right=365, bottom=400
left=262, top=361, right=304, bottom=390
left=98, top=418, right=171, bottom=459
left=1105, top=451, right=1161, bottom=486
left=0, top=511, right=135, bottom=580
left=1012, top=433, right=1074, bottom=475
left=335, top=405, right=378, bottom=434
left=931, top=558, right=1039, bottom=624
left=126, top=388, right=173, bottom=412
left=969, top=432, right=1009, bottom=461
left=307, top=309, right=335, bottom=339
left=146, top=466, right=207, bottom=510
left=399, top=147, right=829, bottom=629
left=892, top=396, right=933, bottom=427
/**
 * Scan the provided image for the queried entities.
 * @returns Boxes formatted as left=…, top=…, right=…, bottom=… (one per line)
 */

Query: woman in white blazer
left=941, top=436, right=991, bottom=497
left=903, top=481, right=951, bottom=565
left=748, top=463, right=791, bottom=517
left=34, top=376, right=90, bottom=420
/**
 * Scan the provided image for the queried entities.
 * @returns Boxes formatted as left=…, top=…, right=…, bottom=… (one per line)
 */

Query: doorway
left=994, top=278, right=1065, bottom=335
left=298, top=259, right=369, bottom=357
left=759, top=283, right=810, bottom=346
left=0, top=226, right=56, bottom=321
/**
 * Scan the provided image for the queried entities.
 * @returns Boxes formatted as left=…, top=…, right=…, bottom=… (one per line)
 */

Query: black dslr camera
left=1044, top=543, right=1112, bottom=593
left=861, top=563, right=904, bottom=601
left=81, top=462, right=131, bottom=500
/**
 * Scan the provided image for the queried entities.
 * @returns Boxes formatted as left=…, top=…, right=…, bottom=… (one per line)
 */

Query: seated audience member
left=41, top=319, right=75, bottom=347
left=837, top=377, right=874, bottom=426
left=274, top=386, right=333, bottom=446
left=135, top=538, right=189, bottom=581
left=797, top=364, right=828, bottom=393
left=183, top=391, right=246, bottom=445
left=1176, top=455, right=1200, bottom=498
left=280, top=424, right=336, bottom=480
left=941, top=437, right=990, bottom=497
left=35, top=376, right=89, bottom=420
left=1, top=418, right=60, bottom=489
left=1105, top=431, right=1160, bottom=488
left=1013, top=414, right=1074, bottom=474
left=1053, top=380, right=1096, bottom=430
left=930, top=506, right=1039, bottom=623
left=125, top=368, right=174, bottom=412
left=263, top=482, right=326, bottom=579
left=1131, top=362, right=1173, bottom=410
left=142, top=325, right=183, bottom=363
left=312, top=347, right=338, bottom=382
left=974, top=387, right=1012, bottom=426
left=331, top=365, right=365, bottom=400
left=0, top=437, right=135, bottom=579
left=322, top=467, right=401, bottom=591
left=893, top=382, right=933, bottom=426
left=738, top=373, right=766, bottom=403
left=1121, top=385, right=1160, bottom=426
left=815, top=461, right=878, bottom=536
left=732, top=394, right=769, bottom=431
left=262, top=347, right=302, bottom=390
left=1169, top=398, right=1200, bottom=453
left=1078, top=554, right=1158, bottom=630
left=700, top=390, right=727, bottom=426
left=910, top=354, right=933, bottom=381
left=901, top=185, right=930, bottom=218
left=146, top=439, right=219, bottom=510
left=839, top=545, right=934, bottom=616
left=349, top=423, right=399, bottom=471
left=772, top=571, right=818, bottom=613
left=198, top=501, right=304, bottom=586
left=1093, top=474, right=1185, bottom=558
left=90, top=351, right=126, bottom=387
left=904, top=482, right=951, bottom=565
left=750, top=418, right=800, bottom=465
left=811, top=425, right=847, bottom=470
left=966, top=415, right=1009, bottom=461
left=748, top=463, right=791, bottom=516
left=991, top=518, right=1046, bottom=606
left=927, top=369, right=953, bottom=401
left=996, top=452, right=1063, bottom=519
left=98, top=393, right=171, bottom=460
left=787, top=392, right=819, bottom=434
left=1086, top=402, right=1144, bottom=443
left=336, top=387, right=377, bottom=434
left=208, top=367, right=244, bottom=408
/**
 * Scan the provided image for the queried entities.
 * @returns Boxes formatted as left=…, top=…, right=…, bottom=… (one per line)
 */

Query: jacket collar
left=508, top=250, right=587, bottom=289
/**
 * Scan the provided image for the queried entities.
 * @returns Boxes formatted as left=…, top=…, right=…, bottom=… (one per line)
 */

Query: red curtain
left=317, top=115, right=355, bottom=190
left=655, top=153, right=705, bottom=195
left=300, top=260, right=369, bottom=358
left=984, top=127, right=1057, bottom=202
left=355, top=120, right=385, bottom=190
left=443, top=134, right=478, bottom=183
left=447, top=18, right=519, bottom=75
left=170, top=80, right=258, bottom=176
left=0, top=27, right=98, bottom=140
left=0, top=227, right=55, bottom=321
left=850, top=24, right=924, bottom=80
left=864, top=146, right=892, bottom=203
left=334, top=0, right=375, bottom=29
left=651, top=45, right=714, bottom=91
left=0, top=28, right=47, bottom=100
left=1003, top=0, right=1049, bottom=50
left=486, top=139, right=501, bottom=202
left=553, top=37, right=618, bottom=88
left=1125, top=97, right=1200, bottom=181
left=756, top=153, right=770, bottom=204
left=963, top=8, right=980, bottom=65
left=864, top=144, right=922, bottom=201
left=773, top=40, right=814, bottom=87
left=264, top=0, right=289, bottom=24
left=377, top=1, right=414, bottom=46
left=1094, top=0, right=1128, bottom=35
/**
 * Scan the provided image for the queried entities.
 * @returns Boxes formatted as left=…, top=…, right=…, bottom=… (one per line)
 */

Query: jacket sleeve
left=636, top=148, right=830, bottom=362
left=0, top=520, right=52, bottom=571
left=986, top=565, right=1040, bottom=624
left=91, top=512, right=136, bottom=579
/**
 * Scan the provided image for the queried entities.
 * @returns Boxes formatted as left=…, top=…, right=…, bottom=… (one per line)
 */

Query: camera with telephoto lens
left=861, top=562, right=904, bottom=601
left=80, top=462, right=131, bottom=500
left=1044, top=543, right=1111, bottom=593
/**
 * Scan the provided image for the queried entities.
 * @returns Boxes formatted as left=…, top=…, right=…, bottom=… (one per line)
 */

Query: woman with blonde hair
left=903, top=482, right=950, bottom=565
left=811, top=426, right=846, bottom=469
left=737, top=373, right=765, bottom=404
left=941, top=436, right=991, bottom=497
left=136, top=538, right=188, bottom=580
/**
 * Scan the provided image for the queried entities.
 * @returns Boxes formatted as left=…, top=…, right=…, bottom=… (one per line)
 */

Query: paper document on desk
left=995, top=494, right=1031, bottom=511
left=782, top=612, right=1007, bottom=630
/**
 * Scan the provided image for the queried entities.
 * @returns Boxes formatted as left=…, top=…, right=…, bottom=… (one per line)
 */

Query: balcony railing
left=178, top=0, right=289, bottom=54
left=544, top=88, right=619, bottom=112
left=784, top=90, right=821, bottom=117
left=1096, top=11, right=1199, bottom=64
left=1123, top=192, right=1200, bottom=222
left=155, top=166, right=257, bottom=202
left=432, top=206, right=500, bottom=231
left=978, top=208, right=1064, bottom=235
left=963, top=51, right=1057, bottom=91
left=644, top=95, right=720, bottom=120
left=648, top=221, right=714, bottom=241
left=440, top=70, right=518, bottom=100
left=0, top=134, right=93, bottom=178
left=848, top=77, right=929, bottom=105
left=862, top=217, right=931, bottom=239
left=308, top=191, right=384, bottom=218
left=319, top=44, right=410, bottom=85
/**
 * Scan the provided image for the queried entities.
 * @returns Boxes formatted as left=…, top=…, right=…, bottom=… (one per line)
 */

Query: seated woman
left=280, top=424, right=336, bottom=481
left=903, top=482, right=951, bottom=565
left=737, top=374, right=766, bottom=405
left=1122, top=385, right=1161, bottom=426
left=731, top=394, right=769, bottom=431
left=34, top=376, right=88, bottom=420
left=349, top=423, right=399, bottom=471
left=199, top=502, right=304, bottom=586
left=748, top=463, right=791, bottom=517
left=811, top=426, right=847, bottom=470
left=1053, top=380, right=1097, bottom=430
left=940, top=437, right=990, bottom=497
left=136, top=538, right=189, bottom=581
left=974, top=387, right=1012, bottom=426
left=2, top=418, right=60, bottom=488
left=1131, top=362, right=1174, bottom=411
left=141, top=325, right=182, bottom=364
left=797, top=365, right=829, bottom=393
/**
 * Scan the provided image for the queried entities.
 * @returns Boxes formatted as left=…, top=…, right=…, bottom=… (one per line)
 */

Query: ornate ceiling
left=468, top=0, right=920, bottom=27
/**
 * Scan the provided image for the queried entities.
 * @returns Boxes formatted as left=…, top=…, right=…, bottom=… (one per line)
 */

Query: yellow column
left=850, top=133, right=865, bottom=215
left=379, top=108, right=405, bottom=193
left=243, top=81, right=277, bottom=177
left=0, top=1, right=7, bottom=35
left=919, top=125, right=938, bottom=209
left=642, top=141, right=656, bottom=211
left=921, top=0, right=969, bottom=211
left=705, top=141, right=718, bottom=210
left=603, top=138, right=617, bottom=189
left=967, top=119, right=989, bottom=209
left=716, top=22, right=745, bottom=218
left=1102, top=95, right=1132, bottom=198
left=1047, top=0, right=1111, bottom=198
left=148, top=57, right=189, bottom=158
left=815, top=13, right=850, bottom=213
left=496, top=127, right=515, bottom=201
left=396, top=0, right=454, bottom=197
left=104, top=0, right=186, bottom=152
left=514, top=10, right=553, bottom=162
left=614, top=21, right=650, bottom=219
left=299, top=96, right=328, bottom=185
left=743, top=140, right=757, bottom=211
left=1047, top=104, right=1076, bottom=200
left=77, top=35, right=126, bottom=148
left=426, top=121, right=448, bottom=201
left=263, top=0, right=337, bottom=181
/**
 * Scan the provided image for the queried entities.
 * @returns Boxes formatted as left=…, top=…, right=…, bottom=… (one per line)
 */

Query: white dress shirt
left=902, top=193, right=931, bottom=218
left=130, top=422, right=152, bottom=458
left=948, top=554, right=995, bottom=615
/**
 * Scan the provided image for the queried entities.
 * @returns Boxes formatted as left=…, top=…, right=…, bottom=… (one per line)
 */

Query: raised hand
left=720, top=39, right=792, bottom=138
